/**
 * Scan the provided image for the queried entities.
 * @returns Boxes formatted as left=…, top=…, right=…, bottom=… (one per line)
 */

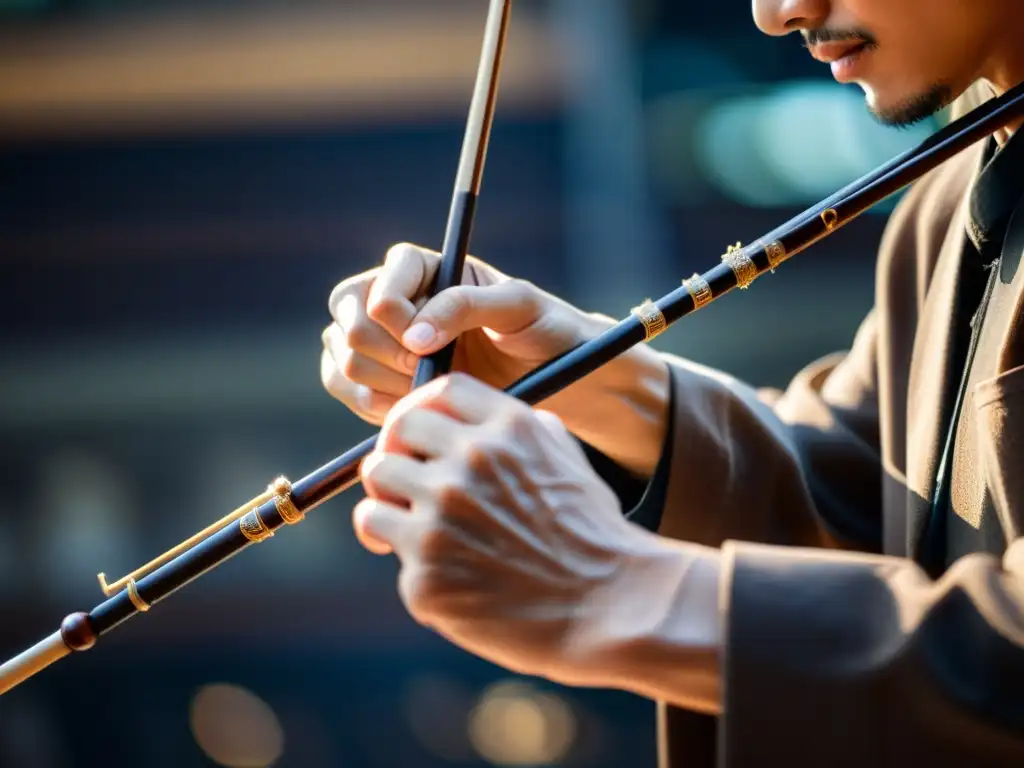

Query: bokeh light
left=468, top=680, right=577, bottom=767
left=404, top=673, right=477, bottom=762
left=189, top=683, right=285, bottom=768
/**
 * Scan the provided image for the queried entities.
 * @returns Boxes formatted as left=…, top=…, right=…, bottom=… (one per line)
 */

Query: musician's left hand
left=355, top=373, right=721, bottom=710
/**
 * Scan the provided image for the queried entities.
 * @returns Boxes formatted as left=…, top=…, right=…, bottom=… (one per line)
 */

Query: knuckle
left=433, top=475, right=469, bottom=511
left=506, top=277, right=542, bottom=311
left=506, top=277, right=538, bottom=300
left=339, top=349, right=365, bottom=382
left=433, top=372, right=476, bottom=407
left=366, top=293, right=407, bottom=325
left=360, top=456, right=380, bottom=486
left=345, top=319, right=375, bottom=351
left=433, top=373, right=461, bottom=402
left=429, top=290, right=468, bottom=324
left=328, top=273, right=372, bottom=318
left=464, top=436, right=506, bottom=476
left=386, top=408, right=414, bottom=442
left=419, top=527, right=451, bottom=563
left=384, top=242, right=423, bottom=269
left=496, top=407, right=535, bottom=440
left=465, top=443, right=493, bottom=475
left=360, top=453, right=391, bottom=489
left=446, top=371, right=478, bottom=395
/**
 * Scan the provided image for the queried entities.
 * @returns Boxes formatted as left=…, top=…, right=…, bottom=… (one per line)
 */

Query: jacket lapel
left=904, top=194, right=974, bottom=555
left=977, top=200, right=1024, bottom=540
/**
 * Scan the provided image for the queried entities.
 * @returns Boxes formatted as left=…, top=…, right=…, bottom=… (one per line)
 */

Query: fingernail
left=403, top=322, right=436, bottom=351
left=402, top=351, right=420, bottom=372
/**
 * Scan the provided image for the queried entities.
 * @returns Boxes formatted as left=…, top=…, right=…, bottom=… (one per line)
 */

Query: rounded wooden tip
left=60, top=613, right=97, bottom=652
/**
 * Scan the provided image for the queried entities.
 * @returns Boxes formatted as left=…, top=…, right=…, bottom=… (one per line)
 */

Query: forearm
left=549, top=312, right=671, bottom=477
left=568, top=532, right=723, bottom=715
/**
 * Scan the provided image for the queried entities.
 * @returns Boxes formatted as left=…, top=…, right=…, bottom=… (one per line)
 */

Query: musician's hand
left=321, top=243, right=671, bottom=476
left=321, top=243, right=596, bottom=421
left=354, top=372, right=633, bottom=679
left=353, top=373, right=721, bottom=707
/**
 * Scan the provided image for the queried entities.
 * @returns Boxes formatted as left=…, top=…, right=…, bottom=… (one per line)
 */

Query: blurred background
left=0, top=0, right=945, bottom=766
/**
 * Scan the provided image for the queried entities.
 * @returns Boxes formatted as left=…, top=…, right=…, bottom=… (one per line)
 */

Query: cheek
left=873, top=1, right=990, bottom=80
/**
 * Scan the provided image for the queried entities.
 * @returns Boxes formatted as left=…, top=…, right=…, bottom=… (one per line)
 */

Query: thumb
left=401, top=280, right=543, bottom=355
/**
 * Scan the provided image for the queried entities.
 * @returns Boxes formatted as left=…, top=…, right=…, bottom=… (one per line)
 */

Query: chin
left=863, top=83, right=956, bottom=128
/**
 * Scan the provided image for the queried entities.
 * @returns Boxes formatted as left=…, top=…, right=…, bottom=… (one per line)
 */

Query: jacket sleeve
left=648, top=314, right=1024, bottom=767
left=635, top=289, right=886, bottom=768
left=638, top=537, right=1024, bottom=767
left=652, top=308, right=883, bottom=553
left=720, top=535, right=1024, bottom=766
left=645, top=166, right=1024, bottom=762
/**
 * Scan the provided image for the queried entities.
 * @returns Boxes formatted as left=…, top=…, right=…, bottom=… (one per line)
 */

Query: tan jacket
left=652, top=140, right=1024, bottom=766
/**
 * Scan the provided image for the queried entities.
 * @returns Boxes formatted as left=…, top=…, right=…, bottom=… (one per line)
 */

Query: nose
left=752, top=0, right=830, bottom=36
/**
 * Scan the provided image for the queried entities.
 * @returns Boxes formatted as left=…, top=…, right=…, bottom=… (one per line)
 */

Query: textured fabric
left=944, top=130, right=1024, bottom=565
left=630, top=139, right=1024, bottom=766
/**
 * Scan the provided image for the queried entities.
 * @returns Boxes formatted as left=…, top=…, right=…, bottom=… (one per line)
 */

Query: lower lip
left=830, top=46, right=869, bottom=82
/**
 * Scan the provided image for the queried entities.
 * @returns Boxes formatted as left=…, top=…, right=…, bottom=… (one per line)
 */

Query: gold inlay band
left=240, top=510, right=274, bottom=543
left=270, top=477, right=304, bottom=525
left=127, top=579, right=150, bottom=612
left=721, top=243, right=757, bottom=289
left=683, top=273, right=713, bottom=309
left=763, top=240, right=788, bottom=272
left=631, top=299, right=667, bottom=341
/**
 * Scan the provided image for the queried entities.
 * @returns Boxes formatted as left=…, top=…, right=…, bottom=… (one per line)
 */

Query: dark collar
left=967, top=128, right=1024, bottom=260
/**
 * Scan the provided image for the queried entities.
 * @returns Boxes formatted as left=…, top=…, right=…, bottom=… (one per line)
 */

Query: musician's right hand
left=321, top=242, right=671, bottom=476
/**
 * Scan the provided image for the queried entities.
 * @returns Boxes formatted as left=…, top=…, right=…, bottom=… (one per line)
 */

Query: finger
left=360, top=450, right=433, bottom=506
left=533, top=408, right=588, bottom=463
left=328, top=269, right=374, bottom=323
left=401, top=279, right=543, bottom=356
left=322, top=324, right=413, bottom=397
left=387, top=373, right=525, bottom=429
left=327, top=296, right=419, bottom=375
left=366, top=244, right=439, bottom=341
left=321, top=348, right=397, bottom=423
left=380, top=407, right=469, bottom=458
left=533, top=408, right=568, bottom=437
left=353, top=498, right=412, bottom=557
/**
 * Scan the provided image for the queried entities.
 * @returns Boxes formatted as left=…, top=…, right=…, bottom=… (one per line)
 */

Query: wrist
left=567, top=532, right=723, bottom=714
left=552, top=312, right=671, bottom=476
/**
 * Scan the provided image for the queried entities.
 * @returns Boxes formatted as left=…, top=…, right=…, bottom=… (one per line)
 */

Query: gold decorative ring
left=127, top=579, right=151, bottom=612
left=721, top=245, right=758, bottom=289
left=763, top=240, right=788, bottom=272
left=631, top=300, right=667, bottom=342
left=239, top=510, right=274, bottom=543
left=270, top=477, right=304, bottom=525
left=683, top=274, right=713, bottom=309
